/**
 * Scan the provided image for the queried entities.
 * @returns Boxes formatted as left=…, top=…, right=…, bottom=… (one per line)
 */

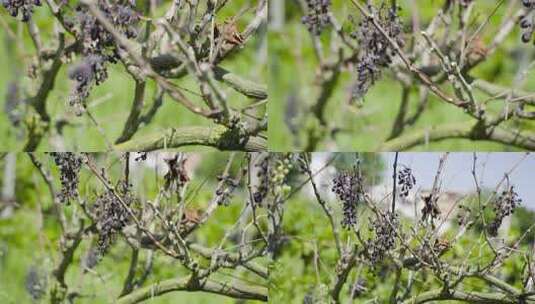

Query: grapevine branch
left=114, top=126, right=267, bottom=152
left=116, top=276, right=268, bottom=304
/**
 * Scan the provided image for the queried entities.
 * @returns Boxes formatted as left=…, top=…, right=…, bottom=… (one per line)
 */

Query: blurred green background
left=0, top=152, right=267, bottom=303
left=0, top=0, right=266, bottom=151
left=268, top=0, right=535, bottom=151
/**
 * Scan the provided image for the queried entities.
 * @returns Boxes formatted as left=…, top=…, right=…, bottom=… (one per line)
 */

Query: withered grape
left=368, top=211, right=399, bottom=264
left=487, top=185, right=521, bottom=236
left=301, top=0, right=331, bottom=35
left=50, top=152, right=83, bottom=204
left=253, top=154, right=270, bottom=206
left=351, top=3, right=404, bottom=100
left=68, top=1, right=140, bottom=113
left=332, top=167, right=363, bottom=229
left=93, top=184, right=134, bottom=256
left=520, top=0, right=535, bottom=43
left=2, top=0, right=41, bottom=22
left=397, top=166, right=415, bottom=197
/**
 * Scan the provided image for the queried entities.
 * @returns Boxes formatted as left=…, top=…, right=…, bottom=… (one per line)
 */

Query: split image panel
left=1, top=1, right=535, bottom=303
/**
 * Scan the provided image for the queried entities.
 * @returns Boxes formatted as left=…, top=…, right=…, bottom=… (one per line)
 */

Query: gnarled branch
left=381, top=121, right=535, bottom=151
left=116, top=276, right=268, bottom=304
left=114, top=126, right=267, bottom=151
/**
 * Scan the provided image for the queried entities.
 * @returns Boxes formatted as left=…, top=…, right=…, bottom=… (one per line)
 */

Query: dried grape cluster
left=520, top=0, right=535, bottom=43
left=487, top=185, right=521, bottom=237
left=93, top=184, right=134, bottom=255
left=397, top=166, right=415, bottom=197
left=69, top=0, right=140, bottom=113
left=368, top=211, right=399, bottom=264
left=350, top=3, right=404, bottom=100
left=253, top=154, right=270, bottom=206
left=76, top=1, right=139, bottom=57
left=2, top=0, right=41, bottom=22
left=332, top=167, right=364, bottom=229
left=50, top=152, right=83, bottom=204
left=301, top=0, right=331, bottom=35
